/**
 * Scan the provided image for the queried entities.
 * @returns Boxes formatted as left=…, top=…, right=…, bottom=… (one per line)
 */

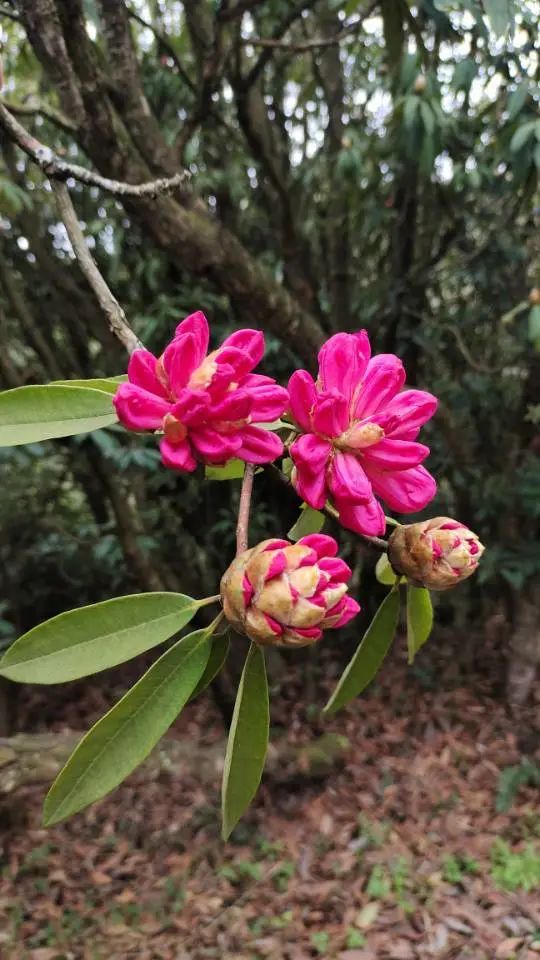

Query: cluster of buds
left=220, top=534, right=360, bottom=647
left=388, top=517, right=484, bottom=590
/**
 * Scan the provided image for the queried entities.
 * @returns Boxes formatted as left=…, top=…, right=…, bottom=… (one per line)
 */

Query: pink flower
left=388, top=517, right=484, bottom=590
left=288, top=331, right=438, bottom=536
left=220, top=534, right=360, bottom=647
left=113, top=311, right=289, bottom=471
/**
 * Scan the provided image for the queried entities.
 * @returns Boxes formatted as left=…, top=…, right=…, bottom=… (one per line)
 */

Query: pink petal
left=242, top=574, right=254, bottom=606
left=354, top=355, right=406, bottom=419
left=248, top=383, right=289, bottom=423
left=289, top=626, right=322, bottom=641
left=162, top=333, right=200, bottom=395
left=159, top=437, right=197, bottom=472
left=317, top=556, right=352, bottom=583
left=292, top=463, right=328, bottom=510
left=220, top=329, right=265, bottom=368
left=362, top=438, right=430, bottom=470
left=172, top=388, right=210, bottom=426
left=290, top=434, right=332, bottom=472
left=318, top=332, right=370, bottom=402
left=311, top=392, right=349, bottom=438
left=375, top=389, right=438, bottom=440
left=208, top=389, right=252, bottom=422
left=265, top=552, right=287, bottom=581
left=263, top=613, right=284, bottom=635
left=174, top=310, right=209, bottom=362
left=327, top=595, right=361, bottom=629
left=298, top=534, right=338, bottom=558
left=214, top=345, right=254, bottom=381
left=191, top=427, right=242, bottom=464
left=113, top=383, right=171, bottom=431
left=236, top=425, right=284, bottom=464
left=127, top=349, right=168, bottom=398
left=288, top=370, right=317, bottom=431
left=263, top=540, right=290, bottom=551
left=328, top=452, right=372, bottom=503
left=337, top=497, right=386, bottom=536
left=368, top=464, right=437, bottom=513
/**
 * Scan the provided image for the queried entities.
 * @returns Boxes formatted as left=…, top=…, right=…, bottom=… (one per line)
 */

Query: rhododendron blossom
left=221, top=534, right=360, bottom=647
left=388, top=517, right=484, bottom=590
left=113, top=311, right=289, bottom=471
left=288, top=331, right=438, bottom=536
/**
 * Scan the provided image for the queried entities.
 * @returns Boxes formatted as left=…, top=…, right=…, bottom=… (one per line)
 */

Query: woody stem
left=236, top=463, right=256, bottom=555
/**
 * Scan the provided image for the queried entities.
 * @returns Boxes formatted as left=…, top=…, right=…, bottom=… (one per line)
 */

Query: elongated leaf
left=406, top=585, right=433, bottom=663
left=0, top=593, right=200, bottom=684
left=288, top=505, right=325, bottom=542
left=324, top=588, right=400, bottom=716
left=483, top=0, right=514, bottom=36
left=222, top=643, right=269, bottom=840
left=205, top=459, right=245, bottom=481
left=375, top=553, right=398, bottom=586
left=510, top=120, right=536, bottom=153
left=0, top=385, right=117, bottom=446
left=190, top=632, right=230, bottom=699
left=43, top=627, right=212, bottom=825
left=51, top=377, right=126, bottom=394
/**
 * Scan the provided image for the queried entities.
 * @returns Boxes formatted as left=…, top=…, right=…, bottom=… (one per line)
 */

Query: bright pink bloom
left=288, top=331, right=438, bottom=536
left=113, top=311, right=289, bottom=471
left=220, top=534, right=360, bottom=647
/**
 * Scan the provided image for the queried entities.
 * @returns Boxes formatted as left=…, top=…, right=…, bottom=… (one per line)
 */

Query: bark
left=506, top=578, right=540, bottom=709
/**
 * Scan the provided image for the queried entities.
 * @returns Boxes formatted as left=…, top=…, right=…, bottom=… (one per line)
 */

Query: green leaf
left=510, top=120, right=536, bottom=153
left=0, top=385, right=117, bottom=446
left=420, top=101, right=435, bottom=137
left=190, top=631, right=230, bottom=699
left=528, top=306, right=540, bottom=345
left=483, top=0, right=514, bottom=36
left=288, top=505, right=325, bottom=542
left=507, top=84, right=528, bottom=122
left=375, top=553, right=398, bottom=586
left=221, top=643, right=269, bottom=840
left=406, top=585, right=433, bottom=664
left=51, top=377, right=126, bottom=394
left=43, top=627, right=212, bottom=825
left=323, top=588, right=400, bottom=715
left=403, top=95, right=419, bottom=132
left=205, top=459, right=245, bottom=481
left=0, top=593, right=200, bottom=684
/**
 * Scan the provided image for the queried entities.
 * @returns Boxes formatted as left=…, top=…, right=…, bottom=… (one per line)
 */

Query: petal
left=127, top=349, right=168, bottom=398
left=317, top=556, right=352, bottom=583
left=283, top=626, right=322, bottom=645
left=191, top=427, right=242, bottom=464
left=236, top=425, right=283, bottom=464
left=362, top=439, right=430, bottom=470
left=318, top=331, right=370, bottom=402
left=208, top=388, right=252, bottom=422
left=297, top=533, right=338, bottom=558
left=288, top=370, right=317, bottom=431
left=113, top=383, right=170, bottom=431
left=311, top=392, right=349, bottom=438
left=290, top=434, right=332, bottom=473
left=354, top=355, right=406, bottom=419
left=323, top=595, right=361, bottom=629
left=291, top=463, right=328, bottom=510
left=159, top=437, right=197, bottom=472
left=172, top=387, right=211, bottom=426
left=375, top=389, right=438, bottom=440
left=162, top=333, right=200, bottom=395
left=220, top=329, right=265, bottom=368
left=174, top=310, right=209, bottom=362
left=368, top=464, right=437, bottom=513
left=213, top=345, right=254, bottom=381
left=328, top=452, right=372, bottom=503
left=249, top=383, right=289, bottom=423
left=338, top=497, right=386, bottom=536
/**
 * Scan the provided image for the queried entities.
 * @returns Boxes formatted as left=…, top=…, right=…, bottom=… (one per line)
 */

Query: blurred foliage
left=0, top=0, right=538, bottom=652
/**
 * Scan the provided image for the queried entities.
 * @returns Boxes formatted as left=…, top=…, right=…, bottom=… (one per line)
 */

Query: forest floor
left=0, top=632, right=539, bottom=960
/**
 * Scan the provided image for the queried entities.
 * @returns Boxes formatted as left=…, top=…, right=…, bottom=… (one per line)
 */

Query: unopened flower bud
left=529, top=287, right=540, bottom=306
left=220, top=535, right=360, bottom=647
left=388, top=517, right=484, bottom=591
left=414, top=75, right=427, bottom=94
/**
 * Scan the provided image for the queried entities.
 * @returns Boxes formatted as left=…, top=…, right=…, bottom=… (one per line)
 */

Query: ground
left=0, top=632, right=539, bottom=960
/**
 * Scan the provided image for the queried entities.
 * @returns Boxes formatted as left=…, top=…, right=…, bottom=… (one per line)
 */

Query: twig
left=236, top=463, right=255, bottom=554
left=1, top=96, right=76, bottom=135
left=242, top=17, right=364, bottom=52
left=51, top=181, right=142, bottom=356
left=0, top=100, right=190, bottom=198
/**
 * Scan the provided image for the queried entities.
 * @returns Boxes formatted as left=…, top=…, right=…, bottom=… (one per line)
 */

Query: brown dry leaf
left=495, top=938, right=524, bottom=958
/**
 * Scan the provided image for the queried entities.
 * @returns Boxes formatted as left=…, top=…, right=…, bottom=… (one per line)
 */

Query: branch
left=0, top=96, right=76, bottom=134
left=236, top=463, right=255, bottom=554
left=242, top=17, right=364, bottom=52
left=51, top=181, right=142, bottom=355
left=0, top=100, right=190, bottom=198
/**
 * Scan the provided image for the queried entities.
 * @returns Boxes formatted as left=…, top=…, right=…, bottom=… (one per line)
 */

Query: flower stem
left=197, top=595, right=222, bottom=607
left=236, top=463, right=255, bottom=555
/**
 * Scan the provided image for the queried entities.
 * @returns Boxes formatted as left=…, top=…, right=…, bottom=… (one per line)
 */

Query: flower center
left=162, top=413, right=187, bottom=444
left=188, top=351, right=218, bottom=390
left=335, top=421, right=384, bottom=451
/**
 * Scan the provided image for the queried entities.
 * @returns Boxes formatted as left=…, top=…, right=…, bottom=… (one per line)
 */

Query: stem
left=197, top=595, right=222, bottom=607
left=236, top=463, right=255, bottom=555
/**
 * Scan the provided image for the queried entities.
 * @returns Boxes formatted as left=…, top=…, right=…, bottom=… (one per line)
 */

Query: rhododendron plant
left=288, top=331, right=438, bottom=536
left=221, top=534, right=360, bottom=647
left=113, top=311, right=289, bottom=470
left=0, top=308, right=484, bottom=840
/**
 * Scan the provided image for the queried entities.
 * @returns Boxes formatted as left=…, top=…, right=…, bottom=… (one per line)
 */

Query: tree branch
left=51, top=180, right=141, bottom=355
left=242, top=17, right=364, bottom=52
left=0, top=100, right=189, bottom=197
left=236, top=463, right=255, bottom=554
left=1, top=96, right=76, bottom=134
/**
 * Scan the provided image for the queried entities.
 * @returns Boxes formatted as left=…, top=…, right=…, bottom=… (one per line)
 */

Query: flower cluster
left=288, top=332, right=438, bottom=536
left=220, top=534, right=360, bottom=647
left=388, top=517, right=484, bottom=590
left=113, top=311, right=289, bottom=471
